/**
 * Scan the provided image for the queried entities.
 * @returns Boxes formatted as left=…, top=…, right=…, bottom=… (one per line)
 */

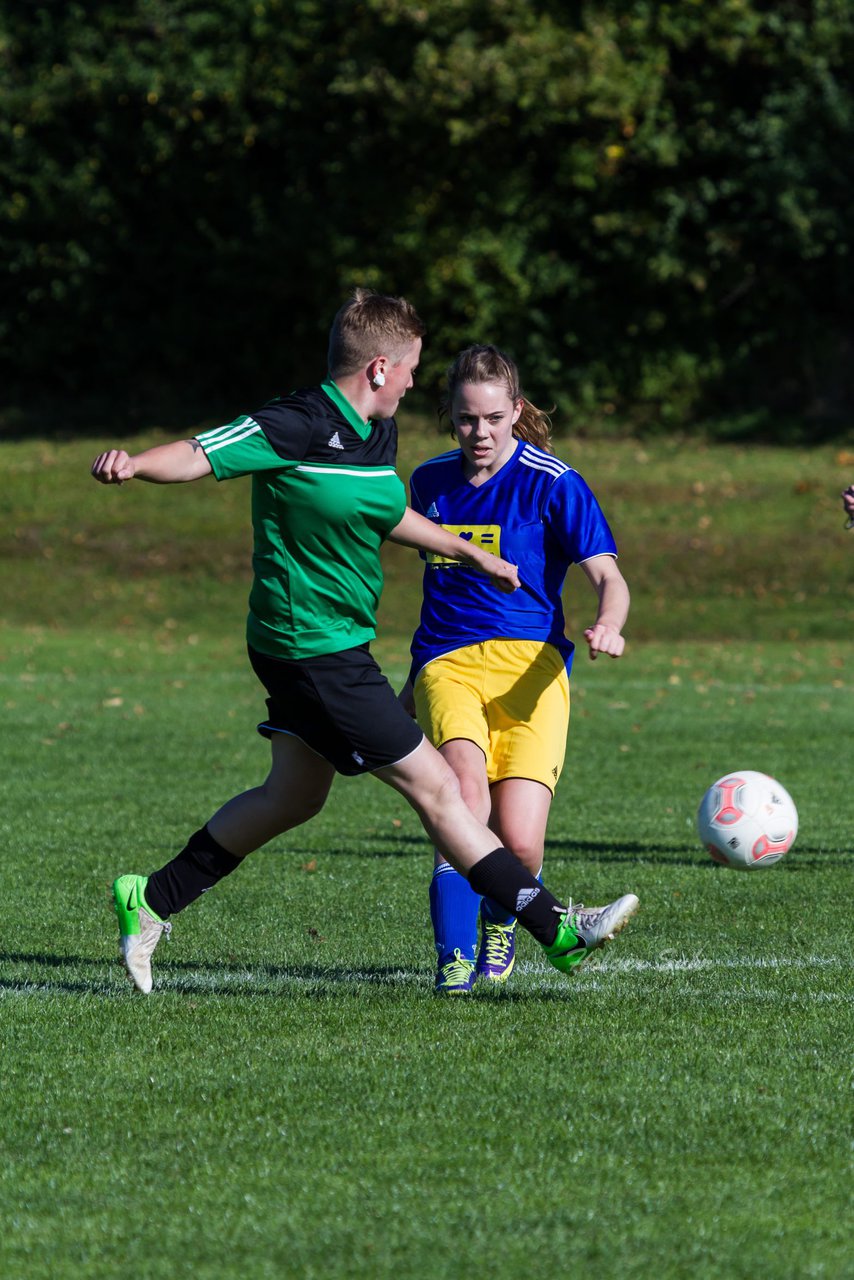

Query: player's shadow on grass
left=0, top=952, right=579, bottom=1002
left=0, top=950, right=127, bottom=996
left=544, top=839, right=854, bottom=868
left=546, top=839, right=705, bottom=867
left=0, top=950, right=439, bottom=998
left=353, top=835, right=854, bottom=869
left=343, top=833, right=709, bottom=867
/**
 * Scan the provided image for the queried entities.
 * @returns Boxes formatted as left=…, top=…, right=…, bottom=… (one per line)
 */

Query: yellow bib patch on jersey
left=426, top=524, right=502, bottom=565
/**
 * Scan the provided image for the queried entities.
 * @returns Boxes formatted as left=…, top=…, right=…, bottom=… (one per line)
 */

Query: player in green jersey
left=92, top=289, right=639, bottom=993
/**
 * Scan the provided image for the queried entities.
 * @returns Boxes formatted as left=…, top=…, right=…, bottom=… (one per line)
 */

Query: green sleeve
left=195, top=415, right=292, bottom=480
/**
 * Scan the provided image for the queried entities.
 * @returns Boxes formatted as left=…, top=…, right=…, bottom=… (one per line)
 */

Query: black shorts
left=248, top=643, right=424, bottom=776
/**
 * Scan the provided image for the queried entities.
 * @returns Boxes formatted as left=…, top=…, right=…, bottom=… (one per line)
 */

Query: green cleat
left=434, top=948, right=477, bottom=994
left=112, top=874, right=171, bottom=994
left=543, top=894, right=639, bottom=973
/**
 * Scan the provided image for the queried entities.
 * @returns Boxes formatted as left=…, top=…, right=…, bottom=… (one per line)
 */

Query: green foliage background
left=2, top=0, right=854, bottom=433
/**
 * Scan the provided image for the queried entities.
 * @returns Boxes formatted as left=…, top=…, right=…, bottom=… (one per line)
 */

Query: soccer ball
left=697, top=771, right=798, bottom=870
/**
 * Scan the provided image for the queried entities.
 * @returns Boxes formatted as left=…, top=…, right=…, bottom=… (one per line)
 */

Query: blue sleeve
left=543, top=470, right=618, bottom=563
left=409, top=466, right=428, bottom=517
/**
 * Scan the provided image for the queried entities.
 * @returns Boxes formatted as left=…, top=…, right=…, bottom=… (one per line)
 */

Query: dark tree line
left=2, top=0, right=852, bottom=436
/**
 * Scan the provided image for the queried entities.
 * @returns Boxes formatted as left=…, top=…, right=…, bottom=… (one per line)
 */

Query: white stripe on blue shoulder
left=519, top=443, right=571, bottom=478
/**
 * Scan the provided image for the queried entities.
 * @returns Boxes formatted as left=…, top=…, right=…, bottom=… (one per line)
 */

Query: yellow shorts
left=413, top=640, right=570, bottom=794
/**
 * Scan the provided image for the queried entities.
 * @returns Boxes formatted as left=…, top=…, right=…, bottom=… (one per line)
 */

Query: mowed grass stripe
left=2, top=435, right=852, bottom=1279
left=2, top=951, right=848, bottom=998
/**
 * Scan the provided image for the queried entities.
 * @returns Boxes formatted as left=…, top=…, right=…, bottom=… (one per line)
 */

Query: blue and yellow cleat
left=434, top=948, right=477, bottom=995
left=475, top=918, right=517, bottom=983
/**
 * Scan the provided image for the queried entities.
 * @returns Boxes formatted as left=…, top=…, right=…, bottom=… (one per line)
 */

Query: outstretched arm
left=91, top=439, right=212, bottom=485
left=387, top=506, right=519, bottom=594
left=579, top=554, right=630, bottom=659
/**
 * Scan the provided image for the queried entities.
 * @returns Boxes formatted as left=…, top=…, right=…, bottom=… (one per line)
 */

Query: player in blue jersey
left=402, top=344, right=635, bottom=993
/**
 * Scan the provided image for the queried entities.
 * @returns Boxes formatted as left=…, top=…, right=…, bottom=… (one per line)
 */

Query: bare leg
left=374, top=738, right=502, bottom=873
left=209, top=733, right=336, bottom=857
left=488, top=777, right=552, bottom=875
left=375, top=736, right=577, bottom=954
left=429, top=745, right=551, bottom=875
left=117, top=735, right=336, bottom=992
left=426, top=739, right=492, bottom=976
left=432, top=738, right=491, bottom=870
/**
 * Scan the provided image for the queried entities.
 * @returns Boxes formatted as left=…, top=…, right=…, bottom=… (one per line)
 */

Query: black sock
left=467, top=847, right=562, bottom=946
left=144, top=826, right=243, bottom=918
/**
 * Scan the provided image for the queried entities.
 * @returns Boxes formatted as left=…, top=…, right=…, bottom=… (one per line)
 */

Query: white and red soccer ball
left=697, top=771, right=798, bottom=870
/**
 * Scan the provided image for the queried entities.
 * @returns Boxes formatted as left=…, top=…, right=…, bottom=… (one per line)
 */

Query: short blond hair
left=441, top=344, right=553, bottom=452
left=327, top=288, right=426, bottom=377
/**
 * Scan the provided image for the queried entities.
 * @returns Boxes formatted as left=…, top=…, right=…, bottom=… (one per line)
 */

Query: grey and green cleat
left=434, top=948, right=477, bottom=994
left=113, top=874, right=171, bottom=994
left=543, top=894, right=639, bottom=973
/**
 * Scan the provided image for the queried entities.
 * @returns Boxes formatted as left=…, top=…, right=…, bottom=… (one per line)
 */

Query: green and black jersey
left=196, top=381, right=407, bottom=660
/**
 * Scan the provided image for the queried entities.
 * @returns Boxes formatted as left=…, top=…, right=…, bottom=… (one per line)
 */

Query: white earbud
left=373, top=370, right=386, bottom=387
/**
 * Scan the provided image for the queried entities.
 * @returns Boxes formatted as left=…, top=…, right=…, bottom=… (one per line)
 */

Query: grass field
left=1, top=427, right=852, bottom=1279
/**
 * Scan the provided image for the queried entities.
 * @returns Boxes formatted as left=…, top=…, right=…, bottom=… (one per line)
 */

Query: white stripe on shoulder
left=197, top=416, right=259, bottom=443
left=519, top=444, right=571, bottom=478
left=200, top=420, right=262, bottom=453
left=196, top=416, right=257, bottom=443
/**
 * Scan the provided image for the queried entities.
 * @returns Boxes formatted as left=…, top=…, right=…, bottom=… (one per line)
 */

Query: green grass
left=1, top=430, right=852, bottom=1278
left=2, top=427, right=852, bottom=646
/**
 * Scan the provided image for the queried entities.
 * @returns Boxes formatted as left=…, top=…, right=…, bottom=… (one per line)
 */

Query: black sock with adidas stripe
left=144, top=825, right=243, bottom=918
left=467, top=847, right=562, bottom=947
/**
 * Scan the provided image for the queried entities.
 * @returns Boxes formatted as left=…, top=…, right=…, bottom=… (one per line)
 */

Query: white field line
left=1, top=953, right=850, bottom=999
left=561, top=954, right=847, bottom=973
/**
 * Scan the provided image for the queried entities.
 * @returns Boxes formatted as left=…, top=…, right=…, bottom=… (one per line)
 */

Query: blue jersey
left=409, top=439, right=618, bottom=680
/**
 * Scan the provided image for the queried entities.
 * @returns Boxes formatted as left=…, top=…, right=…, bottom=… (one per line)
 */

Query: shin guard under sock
left=467, top=848, right=561, bottom=947
left=144, top=825, right=243, bottom=918
left=430, top=862, right=480, bottom=961
left=481, top=868, right=542, bottom=928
